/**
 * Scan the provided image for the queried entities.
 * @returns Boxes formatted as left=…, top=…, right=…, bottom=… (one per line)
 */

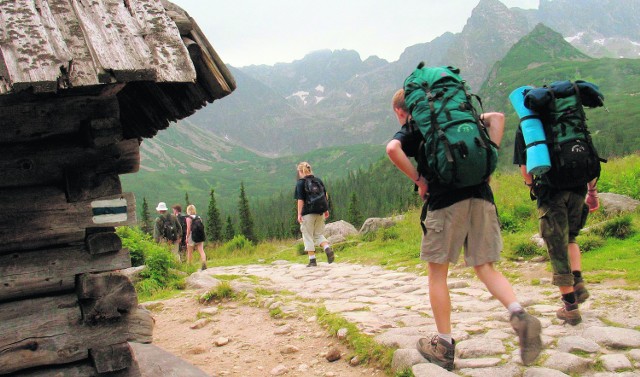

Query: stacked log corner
left=0, top=95, right=153, bottom=376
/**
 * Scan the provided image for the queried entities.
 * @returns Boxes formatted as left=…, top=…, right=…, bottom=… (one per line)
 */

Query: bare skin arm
left=386, top=139, right=428, bottom=200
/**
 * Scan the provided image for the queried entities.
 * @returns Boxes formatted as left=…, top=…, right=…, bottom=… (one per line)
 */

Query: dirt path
left=148, top=292, right=386, bottom=377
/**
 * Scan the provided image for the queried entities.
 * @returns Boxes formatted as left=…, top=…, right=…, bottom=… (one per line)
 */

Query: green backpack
left=403, top=64, right=498, bottom=189
left=525, top=80, right=606, bottom=189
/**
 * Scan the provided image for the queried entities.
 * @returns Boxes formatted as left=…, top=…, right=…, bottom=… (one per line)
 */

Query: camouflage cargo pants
left=538, top=190, right=589, bottom=286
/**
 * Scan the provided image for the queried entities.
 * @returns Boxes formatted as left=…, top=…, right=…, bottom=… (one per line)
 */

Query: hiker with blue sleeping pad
left=294, top=161, right=334, bottom=267
left=386, top=64, right=542, bottom=371
left=513, top=80, right=606, bottom=326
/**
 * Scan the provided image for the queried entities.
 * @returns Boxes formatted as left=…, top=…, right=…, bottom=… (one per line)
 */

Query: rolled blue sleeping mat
left=509, top=86, right=551, bottom=175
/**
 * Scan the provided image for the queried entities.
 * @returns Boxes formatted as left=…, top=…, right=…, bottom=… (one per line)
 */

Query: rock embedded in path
left=584, top=326, right=640, bottom=348
left=189, top=318, right=210, bottom=330
left=523, top=367, right=571, bottom=377
left=325, top=347, right=341, bottom=362
left=273, top=324, right=293, bottom=335
left=391, top=349, right=427, bottom=371
left=600, top=354, right=633, bottom=372
left=557, top=335, right=600, bottom=353
left=412, top=363, right=458, bottom=376
left=214, top=337, right=229, bottom=347
left=270, top=364, right=288, bottom=376
left=280, top=345, right=299, bottom=354
left=186, top=272, right=220, bottom=290
left=543, top=352, right=593, bottom=374
left=456, top=338, right=506, bottom=358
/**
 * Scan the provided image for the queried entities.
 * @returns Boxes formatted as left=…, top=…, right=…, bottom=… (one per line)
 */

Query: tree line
left=138, top=157, right=421, bottom=243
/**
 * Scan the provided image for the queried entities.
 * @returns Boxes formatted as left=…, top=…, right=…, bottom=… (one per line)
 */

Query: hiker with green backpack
left=513, top=80, right=605, bottom=326
left=386, top=65, right=542, bottom=371
left=153, top=201, right=183, bottom=262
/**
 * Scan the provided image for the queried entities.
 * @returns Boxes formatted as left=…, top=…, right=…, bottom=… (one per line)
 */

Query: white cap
left=156, top=202, right=168, bottom=211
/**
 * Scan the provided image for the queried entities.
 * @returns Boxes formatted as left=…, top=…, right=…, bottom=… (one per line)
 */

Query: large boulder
left=360, top=216, right=404, bottom=234
left=185, top=271, right=221, bottom=291
left=599, top=193, right=640, bottom=215
left=324, top=220, right=358, bottom=238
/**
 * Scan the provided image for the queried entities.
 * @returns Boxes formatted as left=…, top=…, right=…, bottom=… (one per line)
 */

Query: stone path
left=197, top=260, right=640, bottom=377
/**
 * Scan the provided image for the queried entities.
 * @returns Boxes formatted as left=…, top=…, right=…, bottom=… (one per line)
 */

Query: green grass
left=316, top=307, right=396, bottom=374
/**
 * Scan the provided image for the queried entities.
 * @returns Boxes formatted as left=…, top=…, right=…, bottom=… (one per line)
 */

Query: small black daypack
left=161, top=216, right=178, bottom=241
left=304, top=176, right=329, bottom=213
left=191, top=216, right=206, bottom=243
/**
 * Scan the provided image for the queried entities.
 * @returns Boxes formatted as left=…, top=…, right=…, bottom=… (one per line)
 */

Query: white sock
left=309, top=255, right=316, bottom=260
left=438, top=333, right=453, bottom=344
left=323, top=245, right=330, bottom=251
left=508, top=302, right=524, bottom=314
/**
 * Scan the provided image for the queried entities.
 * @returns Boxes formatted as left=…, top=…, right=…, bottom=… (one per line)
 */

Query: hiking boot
left=417, top=335, right=455, bottom=371
left=201, top=262, right=207, bottom=271
left=325, top=247, right=335, bottom=264
left=306, top=259, right=317, bottom=267
left=510, top=311, right=543, bottom=366
left=557, top=300, right=582, bottom=325
left=574, top=281, right=590, bottom=304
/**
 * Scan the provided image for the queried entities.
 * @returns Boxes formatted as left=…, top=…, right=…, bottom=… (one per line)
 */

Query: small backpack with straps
left=161, top=215, right=178, bottom=241
left=304, top=176, right=329, bottom=213
left=191, top=215, right=206, bottom=243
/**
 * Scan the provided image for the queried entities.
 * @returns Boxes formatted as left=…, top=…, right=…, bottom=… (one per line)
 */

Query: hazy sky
left=171, top=0, right=539, bottom=67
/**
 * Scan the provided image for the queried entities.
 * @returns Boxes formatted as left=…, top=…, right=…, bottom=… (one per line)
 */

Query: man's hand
left=586, top=189, right=599, bottom=212
left=297, top=214, right=303, bottom=224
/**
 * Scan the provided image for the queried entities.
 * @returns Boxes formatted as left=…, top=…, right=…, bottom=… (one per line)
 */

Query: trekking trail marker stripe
left=91, top=197, right=128, bottom=224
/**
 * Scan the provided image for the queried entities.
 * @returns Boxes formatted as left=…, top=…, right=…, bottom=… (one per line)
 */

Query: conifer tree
left=206, top=188, right=223, bottom=243
left=238, top=182, right=257, bottom=243
left=224, top=215, right=235, bottom=241
left=185, top=192, right=191, bottom=207
left=141, top=197, right=152, bottom=234
left=347, top=192, right=363, bottom=228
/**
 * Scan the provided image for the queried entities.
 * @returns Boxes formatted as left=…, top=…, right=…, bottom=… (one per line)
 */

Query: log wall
left=0, top=94, right=150, bottom=376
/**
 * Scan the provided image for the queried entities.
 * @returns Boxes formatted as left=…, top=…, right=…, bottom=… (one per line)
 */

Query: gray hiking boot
left=417, top=335, right=455, bottom=371
left=325, top=247, right=335, bottom=264
left=557, top=300, right=582, bottom=325
left=306, top=259, right=317, bottom=267
left=510, top=311, right=543, bottom=365
left=574, top=280, right=590, bottom=304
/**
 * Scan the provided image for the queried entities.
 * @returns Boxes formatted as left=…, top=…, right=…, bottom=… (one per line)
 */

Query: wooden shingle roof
left=0, top=0, right=236, bottom=138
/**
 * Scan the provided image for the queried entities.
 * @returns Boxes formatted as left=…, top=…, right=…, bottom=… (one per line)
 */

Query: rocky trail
left=148, top=259, right=640, bottom=377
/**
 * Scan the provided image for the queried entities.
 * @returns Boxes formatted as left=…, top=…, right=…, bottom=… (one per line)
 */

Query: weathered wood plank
left=77, top=272, right=138, bottom=323
left=15, top=359, right=141, bottom=377
left=0, top=96, right=120, bottom=144
left=0, top=294, right=131, bottom=374
left=0, top=246, right=131, bottom=302
left=187, top=20, right=236, bottom=97
left=127, top=308, right=154, bottom=344
left=89, top=342, right=133, bottom=373
left=0, top=0, right=73, bottom=93
left=0, top=138, right=139, bottom=188
left=64, top=171, right=122, bottom=203
left=86, top=228, right=122, bottom=255
left=0, top=188, right=136, bottom=253
left=127, top=0, right=196, bottom=83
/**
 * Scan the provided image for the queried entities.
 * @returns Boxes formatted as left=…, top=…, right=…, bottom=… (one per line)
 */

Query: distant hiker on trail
left=387, top=81, right=542, bottom=371
left=513, top=80, right=605, bottom=326
left=185, top=204, right=207, bottom=270
left=153, top=201, right=183, bottom=261
left=294, top=162, right=334, bottom=267
left=173, top=204, right=188, bottom=261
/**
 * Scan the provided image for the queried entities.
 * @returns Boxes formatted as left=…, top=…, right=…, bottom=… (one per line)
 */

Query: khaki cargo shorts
left=420, top=198, right=502, bottom=266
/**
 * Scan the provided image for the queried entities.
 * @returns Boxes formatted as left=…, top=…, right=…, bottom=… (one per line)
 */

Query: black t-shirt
left=513, top=126, right=587, bottom=198
left=294, top=175, right=326, bottom=216
left=393, top=123, right=495, bottom=211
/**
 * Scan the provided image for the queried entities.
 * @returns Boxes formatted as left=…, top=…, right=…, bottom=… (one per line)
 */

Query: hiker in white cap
left=153, top=201, right=183, bottom=261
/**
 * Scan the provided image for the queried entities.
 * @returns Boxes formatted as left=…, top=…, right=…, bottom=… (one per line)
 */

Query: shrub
left=592, top=215, right=635, bottom=239
left=200, top=281, right=235, bottom=303
left=499, top=211, right=521, bottom=233
left=296, top=242, right=306, bottom=255
left=578, top=233, right=605, bottom=252
left=223, top=235, right=255, bottom=253
left=512, top=241, right=545, bottom=258
left=381, top=228, right=400, bottom=241
left=116, top=226, right=152, bottom=266
left=140, top=246, right=173, bottom=285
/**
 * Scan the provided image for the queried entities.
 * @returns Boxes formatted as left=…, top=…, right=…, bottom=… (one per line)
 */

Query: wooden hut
left=0, top=0, right=235, bottom=375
